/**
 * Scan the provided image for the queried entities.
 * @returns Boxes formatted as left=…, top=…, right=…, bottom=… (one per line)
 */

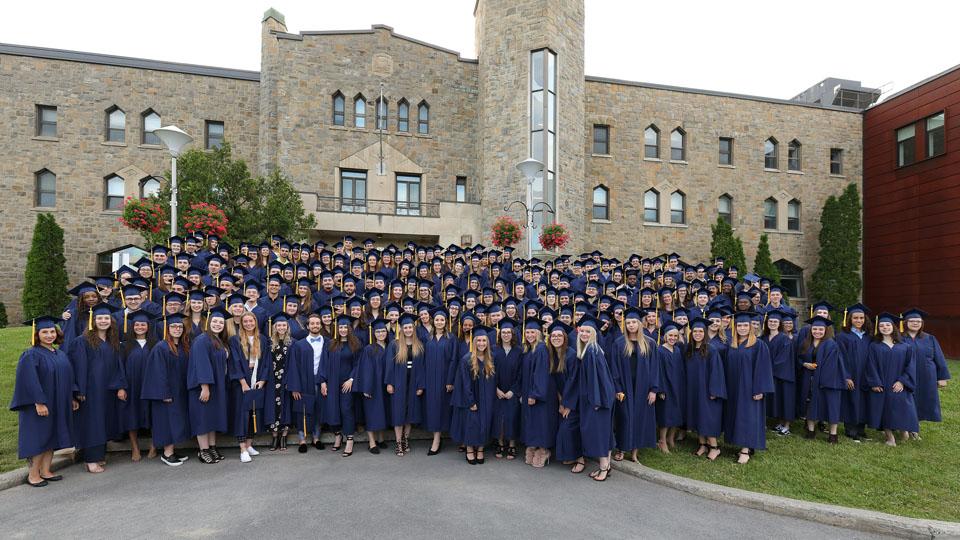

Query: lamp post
left=154, top=126, right=193, bottom=237
left=509, top=158, right=553, bottom=257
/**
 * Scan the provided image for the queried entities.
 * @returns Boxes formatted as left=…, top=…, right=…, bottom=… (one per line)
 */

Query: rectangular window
left=36, top=105, right=57, bottom=137
left=787, top=201, right=801, bottom=231
left=530, top=48, right=557, bottom=251
left=396, top=174, right=421, bottom=216
left=788, top=143, right=802, bottom=171
left=643, top=190, right=659, bottom=223
left=764, top=200, right=778, bottom=229
left=593, top=187, right=608, bottom=220
left=105, top=175, right=125, bottom=210
left=398, top=101, right=409, bottom=132
left=830, top=148, right=843, bottom=175
left=340, top=170, right=367, bottom=213
left=670, top=192, right=685, bottom=224
left=593, top=125, right=609, bottom=155
left=897, top=124, right=916, bottom=167
left=142, top=111, right=161, bottom=145
left=36, top=170, right=56, bottom=207
left=205, top=121, right=224, bottom=149
left=926, top=112, right=945, bottom=158
left=106, top=109, right=125, bottom=142
left=719, top=137, right=733, bottom=165
left=718, top=195, right=732, bottom=225
left=456, top=176, right=467, bottom=203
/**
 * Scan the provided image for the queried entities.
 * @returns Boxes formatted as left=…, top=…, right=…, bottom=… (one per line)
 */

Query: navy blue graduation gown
left=561, top=344, right=615, bottom=459
left=118, top=341, right=153, bottom=432
left=865, top=342, right=919, bottom=432
left=722, top=339, right=774, bottom=450
left=421, top=334, right=457, bottom=433
left=318, top=342, right=361, bottom=433
left=61, top=304, right=85, bottom=346
left=382, top=340, right=423, bottom=426
left=655, top=344, right=685, bottom=428
left=902, top=333, right=951, bottom=422
left=186, top=334, right=229, bottom=435
left=684, top=344, right=727, bottom=438
left=797, top=338, right=844, bottom=424
left=609, top=335, right=660, bottom=451
left=451, top=354, right=497, bottom=446
left=227, top=335, right=271, bottom=437
left=287, top=316, right=308, bottom=341
left=141, top=341, right=190, bottom=447
left=287, top=338, right=322, bottom=433
left=69, top=337, right=126, bottom=452
left=519, top=342, right=558, bottom=448
left=554, top=349, right=581, bottom=462
left=492, top=344, right=522, bottom=440
left=764, top=332, right=797, bottom=421
left=10, top=347, right=76, bottom=459
left=836, top=330, right=871, bottom=425
left=355, top=343, right=389, bottom=431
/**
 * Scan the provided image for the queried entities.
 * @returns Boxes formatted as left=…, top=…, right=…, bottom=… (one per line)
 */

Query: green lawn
left=0, top=326, right=31, bottom=474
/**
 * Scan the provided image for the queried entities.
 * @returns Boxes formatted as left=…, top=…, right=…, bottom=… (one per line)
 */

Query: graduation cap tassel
left=205, top=311, right=211, bottom=331
left=369, top=325, right=372, bottom=345
left=809, top=304, right=813, bottom=318
left=163, top=315, right=167, bottom=340
left=123, top=311, right=128, bottom=334
left=657, top=326, right=661, bottom=346
left=899, top=313, right=904, bottom=334
left=120, top=287, right=126, bottom=308
left=252, top=403, right=258, bottom=434
left=31, top=319, right=36, bottom=347
left=842, top=308, right=848, bottom=328
left=873, top=316, right=879, bottom=336
left=302, top=402, right=307, bottom=437
left=88, top=308, right=94, bottom=332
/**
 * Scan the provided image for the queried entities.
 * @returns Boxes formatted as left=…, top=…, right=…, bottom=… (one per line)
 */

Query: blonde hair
left=470, top=336, right=495, bottom=379
left=730, top=329, right=757, bottom=349
left=576, top=325, right=600, bottom=359
left=395, top=328, right=424, bottom=364
left=270, top=321, right=292, bottom=347
left=522, top=328, right=542, bottom=353
left=623, top=329, right=651, bottom=358
left=239, top=312, right=261, bottom=360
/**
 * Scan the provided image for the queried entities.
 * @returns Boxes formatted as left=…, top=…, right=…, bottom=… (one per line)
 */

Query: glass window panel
left=897, top=125, right=915, bottom=142
left=927, top=113, right=945, bottom=157
left=398, top=102, right=408, bottom=131
left=547, top=91, right=555, bottom=132
left=531, top=90, right=543, bottom=131
left=593, top=187, right=606, bottom=205
left=142, top=178, right=160, bottom=198
left=547, top=51, right=556, bottom=92
left=38, top=106, right=57, bottom=137
left=547, top=132, right=555, bottom=171
left=109, top=109, right=125, bottom=129
left=671, top=130, right=684, bottom=161
left=39, top=172, right=55, bottom=191
left=719, top=138, right=732, bottom=164
left=355, top=98, right=366, bottom=128
left=531, top=50, right=544, bottom=91
left=531, top=133, right=544, bottom=162
left=418, top=104, right=429, bottom=134
left=764, top=199, right=778, bottom=229
left=644, top=190, right=658, bottom=222
left=788, top=201, right=800, bottom=218
left=107, top=176, right=124, bottom=196
left=143, top=112, right=160, bottom=145
left=39, top=192, right=56, bottom=207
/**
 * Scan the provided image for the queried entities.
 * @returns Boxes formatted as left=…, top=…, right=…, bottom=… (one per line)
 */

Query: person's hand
left=560, top=406, right=570, bottom=418
left=505, top=391, right=514, bottom=400
left=803, top=363, right=816, bottom=370
left=938, top=380, right=948, bottom=389
left=709, top=395, right=717, bottom=401
left=658, top=392, right=665, bottom=400
left=892, top=381, right=904, bottom=393
left=163, top=398, right=173, bottom=404
left=469, top=404, right=478, bottom=412
left=527, top=397, right=536, bottom=406
left=61, top=310, right=72, bottom=320
left=341, top=379, right=353, bottom=393
left=446, top=384, right=454, bottom=392
left=647, top=391, right=656, bottom=405
left=752, top=393, right=763, bottom=401
left=364, top=393, right=372, bottom=399
left=616, top=392, right=625, bottom=402
left=416, top=389, right=424, bottom=396
left=496, top=388, right=506, bottom=399
left=200, top=385, right=210, bottom=402
left=386, top=384, right=395, bottom=395
left=872, top=386, right=883, bottom=393
left=117, top=389, right=128, bottom=401
left=35, top=403, right=49, bottom=416
left=292, top=391, right=301, bottom=400
left=71, top=399, right=80, bottom=411
left=320, top=382, right=328, bottom=397
left=240, top=380, right=251, bottom=393
left=846, top=379, right=855, bottom=390
left=256, top=381, right=266, bottom=390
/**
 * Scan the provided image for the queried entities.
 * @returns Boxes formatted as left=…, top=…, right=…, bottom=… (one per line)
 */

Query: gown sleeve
left=528, top=345, right=548, bottom=401
left=930, top=336, right=951, bottom=381
left=227, top=336, right=247, bottom=382
left=899, top=344, right=916, bottom=392
left=141, top=343, right=172, bottom=401
left=560, top=354, right=579, bottom=411
left=751, top=341, right=775, bottom=395
left=864, top=345, right=882, bottom=388
left=382, top=342, right=395, bottom=387
left=9, top=350, right=46, bottom=410
left=451, top=356, right=475, bottom=409
left=609, top=338, right=625, bottom=394
left=69, top=337, right=89, bottom=398
left=187, top=337, right=216, bottom=390
left=707, top=346, right=727, bottom=400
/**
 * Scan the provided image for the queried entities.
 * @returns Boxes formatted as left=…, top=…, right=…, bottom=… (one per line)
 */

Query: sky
left=3, top=0, right=957, bottom=101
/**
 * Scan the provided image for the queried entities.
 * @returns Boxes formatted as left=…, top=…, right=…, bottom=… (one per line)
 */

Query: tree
left=753, top=233, right=781, bottom=283
left=710, top=215, right=747, bottom=272
left=810, top=183, right=862, bottom=309
left=22, top=213, right=69, bottom=319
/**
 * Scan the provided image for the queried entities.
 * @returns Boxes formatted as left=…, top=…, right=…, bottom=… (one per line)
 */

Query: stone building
left=0, top=0, right=867, bottom=319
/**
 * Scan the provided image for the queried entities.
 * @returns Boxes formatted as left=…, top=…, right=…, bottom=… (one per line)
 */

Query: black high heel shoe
left=331, top=432, right=343, bottom=452
left=270, top=435, right=281, bottom=452
left=341, top=436, right=354, bottom=457
left=466, top=449, right=477, bottom=465
left=476, top=448, right=485, bottom=464
left=427, top=440, right=442, bottom=456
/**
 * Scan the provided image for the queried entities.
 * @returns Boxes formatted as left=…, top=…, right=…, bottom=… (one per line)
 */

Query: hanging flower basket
left=118, top=196, right=168, bottom=245
left=490, top=215, right=523, bottom=248
left=182, top=202, right=229, bottom=238
left=539, top=222, right=570, bottom=251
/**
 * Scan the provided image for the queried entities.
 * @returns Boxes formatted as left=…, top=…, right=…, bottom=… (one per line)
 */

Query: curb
left=0, top=449, right=76, bottom=492
left=610, top=460, right=960, bottom=539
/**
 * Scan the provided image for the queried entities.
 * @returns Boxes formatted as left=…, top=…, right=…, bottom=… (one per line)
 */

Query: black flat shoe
left=369, top=444, right=381, bottom=455
left=27, top=479, right=48, bottom=488
left=298, top=443, right=308, bottom=454
left=41, top=475, right=63, bottom=482
left=313, top=440, right=324, bottom=450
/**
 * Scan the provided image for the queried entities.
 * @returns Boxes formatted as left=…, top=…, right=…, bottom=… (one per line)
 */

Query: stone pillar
left=259, top=8, right=287, bottom=175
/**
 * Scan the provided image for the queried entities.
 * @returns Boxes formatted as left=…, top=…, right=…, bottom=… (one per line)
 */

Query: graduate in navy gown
left=287, top=310, right=325, bottom=453
left=319, top=314, right=363, bottom=457
left=865, top=313, right=920, bottom=447
left=118, top=311, right=157, bottom=461
left=797, top=316, right=844, bottom=443
left=10, top=316, right=78, bottom=487
left=69, top=302, right=126, bottom=473
left=655, top=321, right=686, bottom=453
left=187, top=308, right=231, bottom=464
left=762, top=309, right=797, bottom=436
left=355, top=318, right=390, bottom=453
left=836, top=304, right=872, bottom=441
left=519, top=318, right=558, bottom=468
left=264, top=314, right=295, bottom=452
left=227, top=311, right=270, bottom=462
left=722, top=311, right=774, bottom=464
left=383, top=313, right=425, bottom=456
left=684, top=317, right=726, bottom=461
left=142, top=314, right=192, bottom=466
left=61, top=282, right=100, bottom=347
left=900, top=308, right=951, bottom=436
left=451, top=326, right=498, bottom=464
left=609, top=307, right=659, bottom=463
left=491, top=318, right=522, bottom=460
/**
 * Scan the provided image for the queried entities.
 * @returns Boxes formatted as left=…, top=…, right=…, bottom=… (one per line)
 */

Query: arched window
left=375, top=97, right=388, bottom=130
left=397, top=99, right=409, bottom=132
left=106, top=106, right=125, bottom=142
left=670, top=128, right=686, bottom=161
left=105, top=174, right=125, bottom=210
left=35, top=169, right=56, bottom=207
left=774, top=259, right=804, bottom=298
left=418, top=101, right=430, bottom=134
left=592, top=185, right=609, bottom=220
left=788, top=139, right=802, bottom=171
left=643, top=189, right=659, bottom=222
left=141, top=109, right=161, bottom=145
left=644, top=125, right=660, bottom=159
left=764, top=197, right=778, bottom=229
left=670, top=190, right=686, bottom=224
left=787, top=199, right=801, bottom=230
left=332, top=92, right=345, bottom=126
left=764, top=137, right=779, bottom=169
left=354, top=95, right=366, bottom=128
left=140, top=176, right=161, bottom=198
left=718, top=194, right=733, bottom=224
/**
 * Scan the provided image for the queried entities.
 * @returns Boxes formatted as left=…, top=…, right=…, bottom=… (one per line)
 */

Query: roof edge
left=293, top=25, right=478, bottom=63
left=868, top=62, right=960, bottom=109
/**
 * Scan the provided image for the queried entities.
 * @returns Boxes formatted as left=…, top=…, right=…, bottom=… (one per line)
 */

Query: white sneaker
left=247, top=446, right=260, bottom=456
left=240, top=451, right=252, bottom=463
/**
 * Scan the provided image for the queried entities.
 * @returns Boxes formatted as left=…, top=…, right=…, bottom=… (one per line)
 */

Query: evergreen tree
left=22, top=213, right=69, bottom=319
left=0, top=302, right=7, bottom=328
left=810, top=183, right=862, bottom=309
left=710, top=216, right=747, bottom=272
left=753, top=233, right=781, bottom=283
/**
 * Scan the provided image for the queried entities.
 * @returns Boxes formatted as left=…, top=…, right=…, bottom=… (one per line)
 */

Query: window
left=593, top=124, right=609, bottom=154
left=105, top=174, right=125, bottom=210
left=897, top=124, right=915, bottom=166
left=670, top=128, right=686, bottom=161
left=593, top=185, right=609, bottom=220
left=530, top=48, right=558, bottom=250
left=830, top=148, right=843, bottom=175
left=36, top=105, right=57, bottom=137
left=456, top=176, right=467, bottom=203
left=718, top=194, right=732, bottom=225
left=788, top=139, right=802, bottom=171
left=354, top=95, right=366, bottom=128
left=396, top=174, right=421, bottom=216
left=775, top=259, right=805, bottom=298
left=764, top=198, right=778, bottom=229
left=105, top=106, right=125, bottom=142
left=670, top=190, right=685, bottom=224
left=643, top=189, right=659, bottom=223
left=35, top=169, right=56, bottom=207
left=397, top=99, right=409, bottom=132
left=140, top=176, right=161, bottom=198
left=340, top=170, right=367, bottom=213
left=375, top=97, right=388, bottom=131
left=926, top=112, right=945, bottom=158
left=417, top=101, right=429, bottom=134
left=205, top=121, right=224, bottom=149
left=787, top=199, right=801, bottom=231
left=332, top=92, right=345, bottom=126
left=764, top=137, right=778, bottom=169
left=719, top=137, right=733, bottom=165
left=644, top=125, right=660, bottom=159
left=141, top=110, right=160, bottom=145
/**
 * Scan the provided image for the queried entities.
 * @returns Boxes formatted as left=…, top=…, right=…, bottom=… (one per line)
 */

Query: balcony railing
left=314, top=196, right=441, bottom=218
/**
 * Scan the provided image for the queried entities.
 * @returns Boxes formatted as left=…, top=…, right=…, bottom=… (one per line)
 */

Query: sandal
left=706, top=445, right=721, bottom=461
left=197, top=449, right=216, bottom=464
left=395, top=441, right=405, bottom=457
left=591, top=467, right=611, bottom=482
left=476, top=448, right=485, bottom=464
left=495, top=444, right=505, bottom=459
left=570, top=459, right=586, bottom=474
left=736, top=449, right=751, bottom=464
left=613, top=450, right=624, bottom=461
left=694, top=443, right=708, bottom=457
left=466, top=449, right=477, bottom=465
left=331, top=432, right=343, bottom=452
left=342, top=436, right=354, bottom=457
left=279, top=437, right=288, bottom=452
left=270, top=435, right=281, bottom=452
left=506, top=446, right=517, bottom=460
left=402, top=435, right=410, bottom=453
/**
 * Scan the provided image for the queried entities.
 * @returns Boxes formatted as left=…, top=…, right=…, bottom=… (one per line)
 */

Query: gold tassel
left=302, top=404, right=307, bottom=436
left=368, top=325, right=372, bottom=345
left=88, top=308, right=94, bottom=331
left=252, top=406, right=258, bottom=434
left=162, top=315, right=167, bottom=340
left=205, top=311, right=211, bottom=330
left=874, top=316, right=879, bottom=336
left=899, top=313, right=904, bottom=334
left=120, top=287, right=126, bottom=308
left=469, top=331, right=474, bottom=354
left=31, top=319, right=36, bottom=346
left=809, top=304, right=813, bottom=318
left=842, top=309, right=848, bottom=328
left=123, top=311, right=128, bottom=334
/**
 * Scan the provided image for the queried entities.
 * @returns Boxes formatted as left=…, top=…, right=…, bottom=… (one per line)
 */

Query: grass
left=0, top=326, right=955, bottom=520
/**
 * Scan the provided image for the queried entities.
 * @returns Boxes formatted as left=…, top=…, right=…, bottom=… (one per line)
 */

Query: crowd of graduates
left=10, top=234, right=951, bottom=487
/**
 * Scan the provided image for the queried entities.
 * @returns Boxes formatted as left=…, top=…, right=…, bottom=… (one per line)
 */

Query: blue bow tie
left=310, top=337, right=323, bottom=343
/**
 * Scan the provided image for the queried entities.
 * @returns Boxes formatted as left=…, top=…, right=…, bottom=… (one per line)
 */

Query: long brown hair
left=84, top=317, right=120, bottom=351
left=469, top=338, right=495, bottom=379
left=33, top=327, right=64, bottom=348
left=546, top=333, right=567, bottom=374
left=331, top=327, right=362, bottom=354
left=684, top=332, right=710, bottom=360
left=166, top=323, right=191, bottom=356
